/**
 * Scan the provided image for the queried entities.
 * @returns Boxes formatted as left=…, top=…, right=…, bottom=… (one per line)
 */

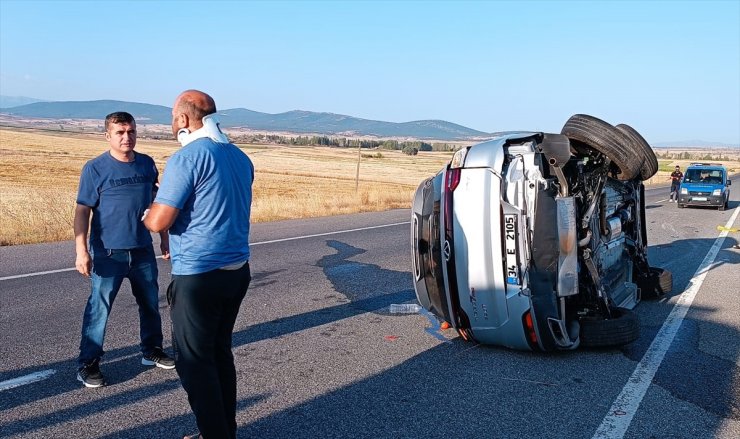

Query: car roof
left=687, top=162, right=726, bottom=170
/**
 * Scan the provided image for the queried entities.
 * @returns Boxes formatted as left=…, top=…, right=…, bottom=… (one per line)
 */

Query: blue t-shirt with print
left=155, top=137, right=253, bottom=275
left=77, top=151, right=158, bottom=250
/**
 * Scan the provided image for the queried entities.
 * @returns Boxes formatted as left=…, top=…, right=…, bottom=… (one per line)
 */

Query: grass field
left=2, top=127, right=738, bottom=246
left=0, top=128, right=451, bottom=245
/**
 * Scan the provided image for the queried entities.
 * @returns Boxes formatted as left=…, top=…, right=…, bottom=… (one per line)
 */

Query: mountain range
left=0, top=97, right=489, bottom=140
left=2, top=96, right=738, bottom=147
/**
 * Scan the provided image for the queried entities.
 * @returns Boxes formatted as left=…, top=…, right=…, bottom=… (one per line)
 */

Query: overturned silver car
left=411, top=114, right=672, bottom=351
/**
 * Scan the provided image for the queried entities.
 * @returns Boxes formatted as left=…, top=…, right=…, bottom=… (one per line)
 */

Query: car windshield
left=683, top=168, right=724, bottom=183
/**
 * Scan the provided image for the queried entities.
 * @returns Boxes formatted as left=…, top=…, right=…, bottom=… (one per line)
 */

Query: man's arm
left=143, top=202, right=180, bottom=233
left=74, top=204, right=92, bottom=277
left=159, top=231, right=170, bottom=260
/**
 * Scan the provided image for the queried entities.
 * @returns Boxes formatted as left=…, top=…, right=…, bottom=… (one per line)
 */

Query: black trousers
left=168, top=263, right=251, bottom=439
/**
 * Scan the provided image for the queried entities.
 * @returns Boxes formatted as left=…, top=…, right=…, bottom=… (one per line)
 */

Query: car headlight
left=681, top=188, right=688, bottom=194
left=712, top=189, right=722, bottom=196
left=450, top=147, right=468, bottom=169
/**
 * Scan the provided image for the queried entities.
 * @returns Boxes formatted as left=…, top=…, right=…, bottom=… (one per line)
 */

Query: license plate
left=504, top=214, right=520, bottom=285
left=693, top=197, right=707, bottom=201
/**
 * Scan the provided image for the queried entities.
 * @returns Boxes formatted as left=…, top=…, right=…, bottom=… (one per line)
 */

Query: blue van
left=678, top=163, right=732, bottom=210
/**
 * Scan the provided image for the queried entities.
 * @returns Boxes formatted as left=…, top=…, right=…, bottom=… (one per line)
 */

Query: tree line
left=229, top=133, right=460, bottom=153
left=655, top=151, right=735, bottom=161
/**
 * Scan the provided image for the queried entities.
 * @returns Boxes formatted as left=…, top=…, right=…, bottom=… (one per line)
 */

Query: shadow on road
left=2, top=235, right=738, bottom=438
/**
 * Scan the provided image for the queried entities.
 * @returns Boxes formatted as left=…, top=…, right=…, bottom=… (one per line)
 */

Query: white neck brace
left=177, top=114, right=230, bottom=146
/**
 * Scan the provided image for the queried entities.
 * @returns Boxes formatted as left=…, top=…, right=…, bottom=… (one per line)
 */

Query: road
left=1, top=185, right=738, bottom=439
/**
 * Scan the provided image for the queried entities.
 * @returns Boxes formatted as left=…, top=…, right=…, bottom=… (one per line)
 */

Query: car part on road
left=411, top=114, right=672, bottom=351
left=635, top=267, right=673, bottom=299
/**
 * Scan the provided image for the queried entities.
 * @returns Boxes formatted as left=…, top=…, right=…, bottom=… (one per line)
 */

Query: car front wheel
left=579, top=307, right=640, bottom=348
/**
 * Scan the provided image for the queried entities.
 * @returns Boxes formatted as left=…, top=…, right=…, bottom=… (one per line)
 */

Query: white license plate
left=504, top=214, right=520, bottom=285
left=693, top=197, right=707, bottom=201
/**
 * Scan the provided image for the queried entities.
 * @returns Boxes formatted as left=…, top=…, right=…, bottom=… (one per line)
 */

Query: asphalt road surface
left=1, top=185, right=738, bottom=439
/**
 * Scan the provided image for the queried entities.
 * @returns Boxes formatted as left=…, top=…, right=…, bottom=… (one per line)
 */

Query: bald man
left=144, top=90, right=254, bottom=439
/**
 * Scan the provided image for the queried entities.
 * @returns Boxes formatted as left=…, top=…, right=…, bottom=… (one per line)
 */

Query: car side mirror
left=727, top=180, right=732, bottom=186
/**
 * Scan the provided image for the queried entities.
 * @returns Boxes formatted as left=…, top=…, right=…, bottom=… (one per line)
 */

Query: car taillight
left=446, top=168, right=461, bottom=192
left=444, top=168, right=461, bottom=239
left=523, top=310, right=538, bottom=345
left=450, top=147, right=468, bottom=169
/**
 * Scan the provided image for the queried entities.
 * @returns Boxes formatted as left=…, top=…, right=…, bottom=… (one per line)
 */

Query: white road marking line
left=656, top=198, right=670, bottom=203
left=0, top=267, right=77, bottom=281
left=592, top=205, right=740, bottom=439
left=0, top=221, right=410, bottom=281
left=250, top=221, right=409, bottom=245
left=0, top=369, right=56, bottom=392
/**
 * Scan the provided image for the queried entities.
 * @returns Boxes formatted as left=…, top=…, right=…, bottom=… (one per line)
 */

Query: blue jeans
left=78, top=245, right=164, bottom=368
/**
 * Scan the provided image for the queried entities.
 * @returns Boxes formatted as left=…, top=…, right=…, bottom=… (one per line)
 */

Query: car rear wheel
left=616, top=123, right=658, bottom=180
left=579, top=307, right=640, bottom=347
left=561, top=114, right=644, bottom=181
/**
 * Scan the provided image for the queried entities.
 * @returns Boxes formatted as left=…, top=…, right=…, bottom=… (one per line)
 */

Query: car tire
left=616, top=124, right=658, bottom=180
left=678, top=203, right=685, bottom=208
left=579, top=307, right=640, bottom=348
left=561, top=114, right=644, bottom=181
left=636, top=267, right=673, bottom=299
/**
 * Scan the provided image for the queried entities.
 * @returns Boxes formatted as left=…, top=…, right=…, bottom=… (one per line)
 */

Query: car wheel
left=579, top=307, right=640, bottom=348
left=561, top=114, right=644, bottom=181
left=678, top=203, right=685, bottom=208
left=636, top=267, right=673, bottom=299
left=616, top=123, right=658, bottom=180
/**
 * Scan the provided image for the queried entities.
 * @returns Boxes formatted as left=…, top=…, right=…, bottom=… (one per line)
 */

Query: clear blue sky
left=1, top=0, right=739, bottom=144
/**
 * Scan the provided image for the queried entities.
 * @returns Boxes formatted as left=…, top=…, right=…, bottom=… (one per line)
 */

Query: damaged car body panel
left=411, top=115, right=670, bottom=351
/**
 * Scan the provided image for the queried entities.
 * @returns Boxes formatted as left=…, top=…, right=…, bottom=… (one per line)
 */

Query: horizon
left=1, top=0, right=738, bottom=145
left=1, top=94, right=739, bottom=147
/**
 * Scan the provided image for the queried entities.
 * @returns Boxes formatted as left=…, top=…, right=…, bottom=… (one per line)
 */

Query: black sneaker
left=77, top=361, right=105, bottom=388
left=142, top=348, right=175, bottom=369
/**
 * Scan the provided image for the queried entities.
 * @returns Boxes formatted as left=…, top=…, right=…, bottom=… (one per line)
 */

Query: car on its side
left=411, top=114, right=672, bottom=351
left=678, top=163, right=731, bottom=210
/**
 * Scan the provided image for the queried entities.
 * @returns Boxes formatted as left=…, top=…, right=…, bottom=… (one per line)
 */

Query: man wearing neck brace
left=143, top=90, right=253, bottom=439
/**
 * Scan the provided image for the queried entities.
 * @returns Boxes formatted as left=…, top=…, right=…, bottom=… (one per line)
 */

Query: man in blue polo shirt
left=74, top=112, right=175, bottom=388
left=144, top=90, right=253, bottom=439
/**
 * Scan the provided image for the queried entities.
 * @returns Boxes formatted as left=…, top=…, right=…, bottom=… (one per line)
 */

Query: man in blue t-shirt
left=144, top=90, right=253, bottom=439
left=74, top=112, right=175, bottom=388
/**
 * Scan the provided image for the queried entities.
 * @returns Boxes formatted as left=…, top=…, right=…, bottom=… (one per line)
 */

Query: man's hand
left=76, top=250, right=92, bottom=277
left=160, top=241, right=170, bottom=260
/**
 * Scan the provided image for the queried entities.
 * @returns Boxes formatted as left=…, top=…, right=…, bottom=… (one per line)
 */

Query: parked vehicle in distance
left=678, top=163, right=731, bottom=210
left=411, top=114, right=672, bottom=351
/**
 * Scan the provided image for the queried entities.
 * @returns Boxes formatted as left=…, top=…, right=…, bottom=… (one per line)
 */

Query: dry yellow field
left=0, top=128, right=451, bottom=245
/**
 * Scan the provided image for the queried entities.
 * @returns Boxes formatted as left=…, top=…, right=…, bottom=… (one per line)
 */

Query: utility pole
left=355, top=142, right=361, bottom=192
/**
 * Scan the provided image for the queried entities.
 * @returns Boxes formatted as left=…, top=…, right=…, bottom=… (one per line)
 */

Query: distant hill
left=0, top=95, right=46, bottom=108
left=0, top=99, right=489, bottom=140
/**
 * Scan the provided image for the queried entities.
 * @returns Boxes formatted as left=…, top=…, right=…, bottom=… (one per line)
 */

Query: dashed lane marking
left=0, top=370, right=56, bottom=392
